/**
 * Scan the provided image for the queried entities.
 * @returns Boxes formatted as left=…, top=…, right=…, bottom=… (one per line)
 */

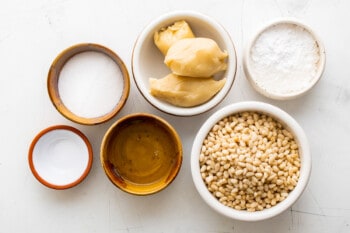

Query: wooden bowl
left=47, top=43, right=130, bottom=125
left=100, top=113, right=183, bottom=195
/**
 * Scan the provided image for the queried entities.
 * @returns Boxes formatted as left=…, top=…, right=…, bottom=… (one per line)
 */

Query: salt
left=33, top=129, right=89, bottom=185
left=249, top=23, right=320, bottom=96
left=58, top=51, right=124, bottom=118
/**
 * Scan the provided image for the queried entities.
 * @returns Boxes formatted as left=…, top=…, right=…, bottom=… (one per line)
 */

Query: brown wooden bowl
left=47, top=43, right=130, bottom=125
left=100, top=113, right=183, bottom=195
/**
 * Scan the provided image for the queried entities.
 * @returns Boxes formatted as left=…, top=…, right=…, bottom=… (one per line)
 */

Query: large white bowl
left=191, top=101, right=311, bottom=221
left=132, top=11, right=237, bottom=116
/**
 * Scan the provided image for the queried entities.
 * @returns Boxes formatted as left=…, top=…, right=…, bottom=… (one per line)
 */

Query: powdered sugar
left=249, top=23, right=320, bottom=96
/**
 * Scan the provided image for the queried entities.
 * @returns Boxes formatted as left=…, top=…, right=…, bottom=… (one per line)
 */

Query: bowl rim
left=243, top=18, right=326, bottom=100
left=190, top=101, right=311, bottom=221
left=28, top=125, right=93, bottom=190
left=100, top=112, right=183, bottom=195
left=131, top=10, right=237, bottom=116
left=47, top=43, right=130, bottom=125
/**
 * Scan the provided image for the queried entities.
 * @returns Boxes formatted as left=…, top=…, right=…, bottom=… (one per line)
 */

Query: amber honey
left=102, top=114, right=182, bottom=195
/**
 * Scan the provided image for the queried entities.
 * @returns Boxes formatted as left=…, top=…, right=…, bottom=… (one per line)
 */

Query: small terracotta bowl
left=47, top=43, right=130, bottom=125
left=28, top=125, right=93, bottom=190
left=100, top=113, right=183, bottom=195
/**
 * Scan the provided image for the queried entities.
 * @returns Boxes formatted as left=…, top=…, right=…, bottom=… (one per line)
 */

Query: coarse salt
left=58, top=51, right=124, bottom=118
left=249, top=23, right=320, bottom=96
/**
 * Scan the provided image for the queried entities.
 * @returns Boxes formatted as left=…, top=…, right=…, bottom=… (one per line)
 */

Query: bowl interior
left=28, top=125, right=93, bottom=189
left=48, top=43, right=130, bottom=125
left=101, top=113, right=183, bottom=195
left=243, top=19, right=326, bottom=100
left=191, top=102, right=311, bottom=221
left=132, top=11, right=237, bottom=116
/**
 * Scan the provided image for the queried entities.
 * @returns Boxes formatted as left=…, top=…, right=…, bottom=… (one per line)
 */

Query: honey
left=103, top=114, right=182, bottom=194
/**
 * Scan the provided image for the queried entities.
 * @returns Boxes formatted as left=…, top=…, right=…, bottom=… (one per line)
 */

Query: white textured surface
left=1, top=0, right=349, bottom=232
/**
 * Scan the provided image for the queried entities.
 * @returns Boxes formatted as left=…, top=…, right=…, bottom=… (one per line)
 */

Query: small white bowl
left=28, top=125, right=93, bottom=189
left=191, top=101, right=311, bottom=221
left=243, top=19, right=326, bottom=100
left=132, top=11, right=237, bottom=116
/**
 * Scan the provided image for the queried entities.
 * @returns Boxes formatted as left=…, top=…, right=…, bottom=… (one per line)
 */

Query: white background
left=1, top=0, right=349, bottom=232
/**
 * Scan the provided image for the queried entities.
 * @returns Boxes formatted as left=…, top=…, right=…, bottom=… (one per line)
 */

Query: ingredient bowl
left=132, top=11, right=237, bottom=116
left=191, top=101, right=311, bottom=221
left=47, top=43, right=130, bottom=125
left=28, top=125, right=93, bottom=189
left=243, top=18, right=326, bottom=100
left=100, top=113, right=183, bottom=195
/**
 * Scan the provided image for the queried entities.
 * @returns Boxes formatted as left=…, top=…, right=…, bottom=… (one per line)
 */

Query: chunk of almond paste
left=149, top=73, right=226, bottom=107
left=154, top=20, right=195, bottom=55
left=165, top=37, right=228, bottom=78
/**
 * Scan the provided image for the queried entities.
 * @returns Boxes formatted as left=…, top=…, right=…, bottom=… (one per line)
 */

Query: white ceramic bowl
left=191, top=101, right=311, bottom=221
left=243, top=18, right=326, bottom=100
left=132, top=11, right=237, bottom=116
left=28, top=125, right=93, bottom=189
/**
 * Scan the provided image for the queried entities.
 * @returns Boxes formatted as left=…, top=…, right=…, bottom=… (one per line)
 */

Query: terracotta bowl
left=28, top=125, right=93, bottom=189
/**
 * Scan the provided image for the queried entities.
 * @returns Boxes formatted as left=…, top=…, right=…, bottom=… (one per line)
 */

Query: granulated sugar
left=58, top=52, right=124, bottom=118
left=249, top=23, right=320, bottom=96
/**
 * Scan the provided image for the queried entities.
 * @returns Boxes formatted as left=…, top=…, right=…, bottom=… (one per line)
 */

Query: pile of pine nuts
left=199, top=111, right=300, bottom=212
